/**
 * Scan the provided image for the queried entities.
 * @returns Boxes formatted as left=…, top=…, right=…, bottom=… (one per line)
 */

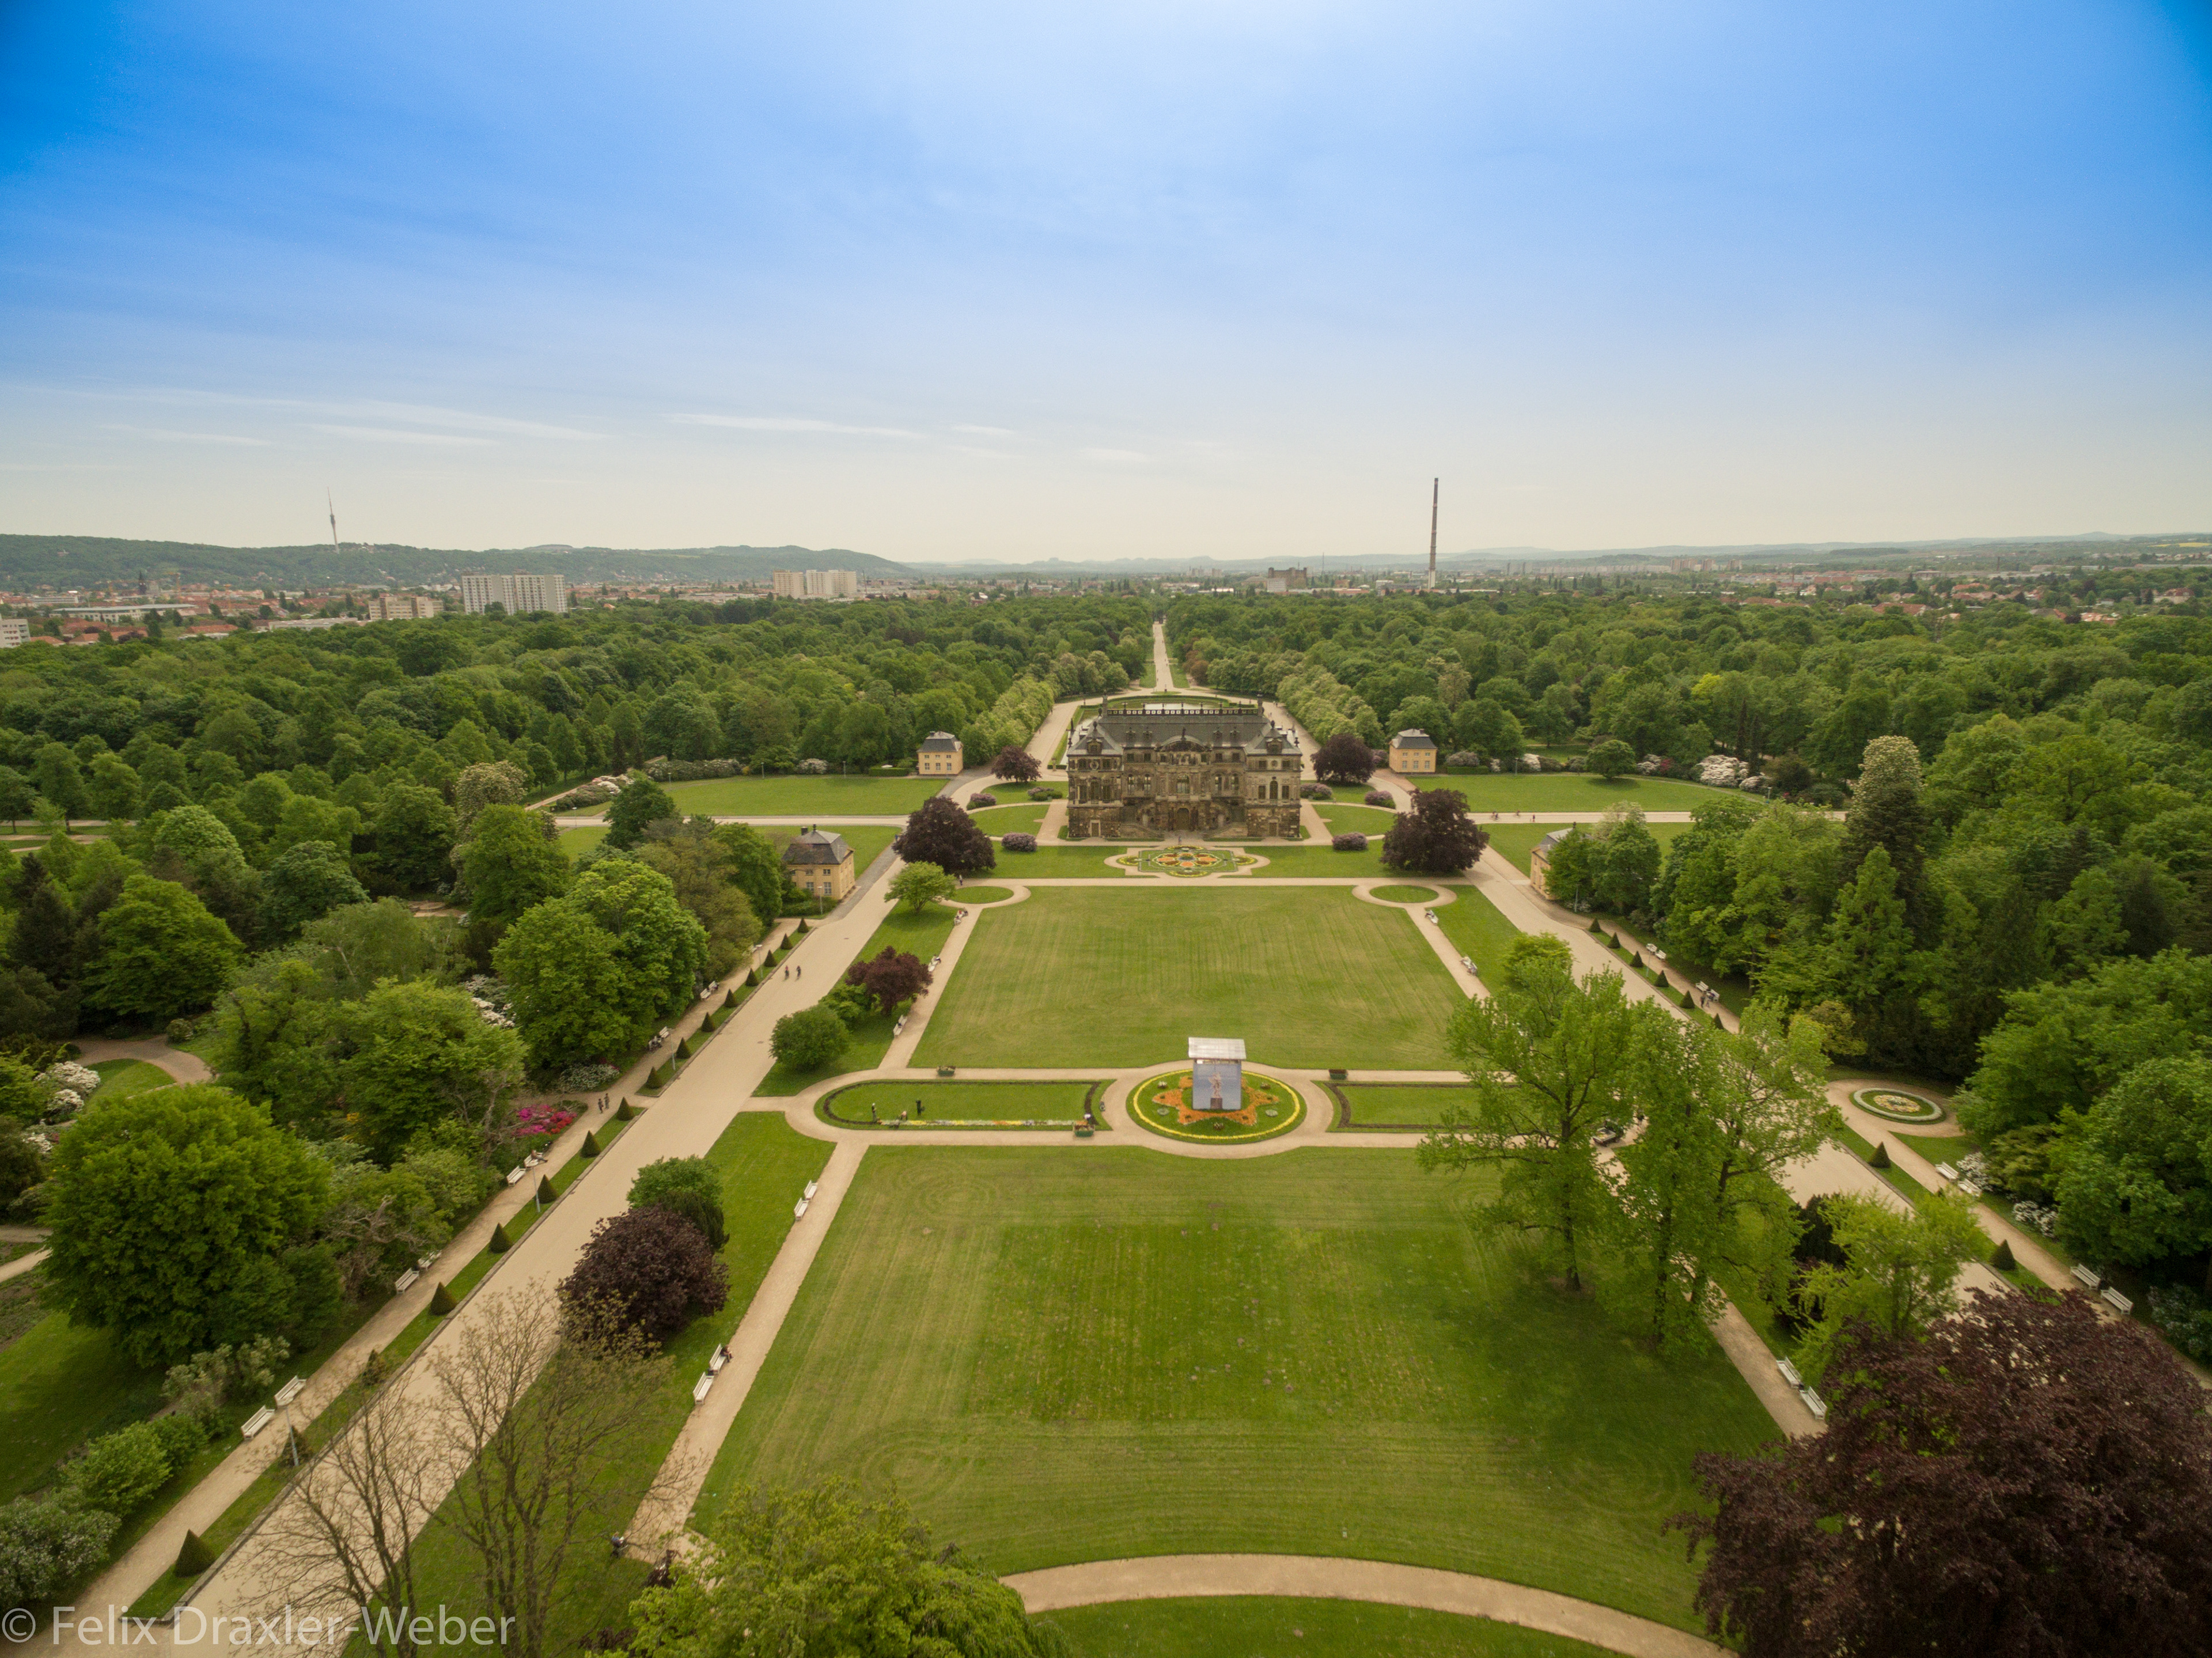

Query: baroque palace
left=1064, top=701, right=1304, bottom=838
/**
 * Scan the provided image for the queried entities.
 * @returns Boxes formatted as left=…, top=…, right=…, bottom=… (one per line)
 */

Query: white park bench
left=393, top=1267, right=421, bottom=1293
left=804, top=1180, right=819, bottom=1200
left=1935, top=1163, right=1960, bottom=1183
left=1957, top=1178, right=1983, bottom=1197
left=1798, top=1387, right=1827, bottom=1421
left=505, top=1167, right=525, bottom=1186
left=240, top=1407, right=276, bottom=1440
left=691, top=1373, right=713, bottom=1403
left=2071, top=1265, right=2102, bottom=1290
left=793, top=1198, right=809, bottom=1220
left=2101, top=1286, right=2134, bottom=1315
left=1775, top=1357, right=1802, bottom=1388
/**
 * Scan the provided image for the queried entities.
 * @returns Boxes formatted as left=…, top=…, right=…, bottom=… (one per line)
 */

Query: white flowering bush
left=461, top=975, right=517, bottom=1029
left=559, top=1062, right=619, bottom=1092
left=39, top=1062, right=100, bottom=1100
left=43, top=1089, right=85, bottom=1119
left=2010, top=1200, right=2059, bottom=1237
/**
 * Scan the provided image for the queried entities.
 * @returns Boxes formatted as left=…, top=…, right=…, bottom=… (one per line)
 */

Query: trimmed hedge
left=1003, top=833, right=1037, bottom=852
left=1331, top=833, right=1367, bottom=851
left=1363, top=791, right=1394, bottom=807
left=537, top=1175, right=556, bottom=1205
left=646, top=1062, right=672, bottom=1091
left=173, top=1530, right=213, bottom=1578
left=615, top=1098, right=637, bottom=1121
left=967, top=793, right=998, bottom=808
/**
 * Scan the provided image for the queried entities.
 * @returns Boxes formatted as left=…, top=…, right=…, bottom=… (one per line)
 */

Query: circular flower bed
left=1850, top=1088, right=1947, bottom=1125
left=1129, top=846, right=1256, bottom=876
left=1131, top=1070, right=1305, bottom=1144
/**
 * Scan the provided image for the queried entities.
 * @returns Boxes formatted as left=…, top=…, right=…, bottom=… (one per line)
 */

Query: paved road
left=1005, top=1555, right=1726, bottom=1658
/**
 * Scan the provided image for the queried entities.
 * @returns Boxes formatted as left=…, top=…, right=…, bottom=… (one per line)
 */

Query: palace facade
left=1064, top=702, right=1304, bottom=838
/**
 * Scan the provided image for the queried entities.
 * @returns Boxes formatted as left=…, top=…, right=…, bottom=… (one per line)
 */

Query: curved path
left=73, top=1037, right=214, bottom=1084
left=1005, top=1555, right=1724, bottom=1658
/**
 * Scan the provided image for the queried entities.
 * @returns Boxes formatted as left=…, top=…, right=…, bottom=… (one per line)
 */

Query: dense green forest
left=1172, top=587, right=2212, bottom=1324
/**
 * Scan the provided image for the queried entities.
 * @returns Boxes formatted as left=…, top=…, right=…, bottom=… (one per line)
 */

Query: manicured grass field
left=1042, top=1598, right=1621, bottom=1658
left=1432, top=887, right=1524, bottom=984
left=351, top=1115, right=832, bottom=1651
left=751, top=902, right=961, bottom=1095
left=954, top=886, right=1015, bottom=903
left=997, top=846, right=1130, bottom=876
left=968, top=803, right=1051, bottom=836
left=1335, top=1083, right=1479, bottom=1129
left=658, top=775, right=945, bottom=816
left=0, top=1308, right=157, bottom=1502
left=89, top=1059, right=176, bottom=1100
left=558, top=824, right=607, bottom=858
left=1423, top=775, right=1722, bottom=813
left=915, top=888, right=1462, bottom=1070
left=1370, top=885, right=1438, bottom=904
left=703, top=1148, right=1774, bottom=1630
left=820, top=1079, right=1103, bottom=1128
left=1316, top=802, right=1399, bottom=834
left=1240, top=843, right=1397, bottom=879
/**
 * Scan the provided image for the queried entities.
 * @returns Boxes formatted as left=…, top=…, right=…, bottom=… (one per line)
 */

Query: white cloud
left=309, top=424, right=498, bottom=446
left=671, top=414, right=918, bottom=438
left=1081, top=446, right=1148, bottom=464
left=952, top=423, right=1017, bottom=437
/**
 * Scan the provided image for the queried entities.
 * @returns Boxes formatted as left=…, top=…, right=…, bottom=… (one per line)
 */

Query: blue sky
left=2, top=2, right=2209, bottom=562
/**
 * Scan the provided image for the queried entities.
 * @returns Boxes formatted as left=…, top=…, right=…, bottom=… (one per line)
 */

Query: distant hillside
left=0, top=535, right=909, bottom=589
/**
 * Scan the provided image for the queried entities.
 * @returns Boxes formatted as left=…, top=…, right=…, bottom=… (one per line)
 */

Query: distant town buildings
left=1263, top=567, right=1309, bottom=593
left=773, top=569, right=859, bottom=601
left=0, top=620, right=27, bottom=649
left=369, top=592, right=442, bottom=621
left=460, top=571, right=569, bottom=615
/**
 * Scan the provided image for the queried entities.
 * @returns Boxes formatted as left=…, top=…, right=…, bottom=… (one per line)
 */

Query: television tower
left=328, top=489, right=341, bottom=555
left=1427, top=477, right=1439, bottom=589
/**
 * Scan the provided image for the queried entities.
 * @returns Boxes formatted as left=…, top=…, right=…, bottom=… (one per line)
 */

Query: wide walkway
left=1006, top=1555, right=1725, bottom=1658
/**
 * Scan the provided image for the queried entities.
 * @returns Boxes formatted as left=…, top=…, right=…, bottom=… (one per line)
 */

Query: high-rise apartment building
left=772, top=569, right=859, bottom=600
left=460, top=572, right=569, bottom=615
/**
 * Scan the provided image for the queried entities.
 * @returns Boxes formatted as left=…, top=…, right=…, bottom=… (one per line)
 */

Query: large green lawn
left=1240, top=844, right=1399, bottom=879
left=658, top=775, right=946, bottom=816
left=1432, top=888, right=1524, bottom=984
left=996, top=846, right=1132, bottom=877
left=1416, top=775, right=1721, bottom=814
left=0, top=1300, right=158, bottom=1502
left=703, top=1149, right=1773, bottom=1630
left=968, top=802, right=1052, bottom=837
left=1334, top=1083, right=1480, bottom=1129
left=1042, top=1598, right=1621, bottom=1658
left=915, top=887, right=1462, bottom=1070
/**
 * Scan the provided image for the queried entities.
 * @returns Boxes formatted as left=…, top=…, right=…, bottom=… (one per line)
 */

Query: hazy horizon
left=4, top=3, right=2209, bottom=562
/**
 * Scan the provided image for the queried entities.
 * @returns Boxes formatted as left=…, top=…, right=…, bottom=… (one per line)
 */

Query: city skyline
left=2, top=2, right=2209, bottom=562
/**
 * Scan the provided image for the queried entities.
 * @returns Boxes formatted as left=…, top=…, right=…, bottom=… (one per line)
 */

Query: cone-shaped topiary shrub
left=173, top=1529, right=214, bottom=1577
left=487, top=1220, right=512, bottom=1254
left=796, top=918, right=810, bottom=935
left=581, top=1129, right=602, bottom=1158
left=429, top=1280, right=457, bottom=1316
left=646, top=1062, right=672, bottom=1091
left=1992, top=1239, right=2016, bottom=1273
left=616, top=1098, right=636, bottom=1121
left=744, top=969, right=758, bottom=987
left=1870, top=1141, right=1892, bottom=1169
left=537, top=1175, right=556, bottom=1205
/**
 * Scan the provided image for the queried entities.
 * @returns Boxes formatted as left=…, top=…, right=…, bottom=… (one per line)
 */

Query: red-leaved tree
left=1670, top=1292, right=2212, bottom=1658
left=558, top=1206, right=728, bottom=1343
left=893, top=797, right=996, bottom=877
left=1380, top=788, right=1487, bottom=876
left=845, top=947, right=932, bottom=1016
left=1312, top=732, right=1377, bottom=785
left=992, top=745, right=1042, bottom=782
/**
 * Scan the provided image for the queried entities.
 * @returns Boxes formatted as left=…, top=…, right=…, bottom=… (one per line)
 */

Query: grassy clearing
left=750, top=903, right=961, bottom=1095
left=0, top=1310, right=157, bottom=1504
left=997, top=847, right=1129, bottom=876
left=1040, top=1598, right=1623, bottom=1658
left=1240, top=844, right=1397, bottom=879
left=1370, top=885, right=1439, bottom=904
left=916, top=887, right=1463, bottom=1071
left=1315, top=802, right=1400, bottom=833
left=705, top=1148, right=1772, bottom=1630
left=967, top=803, right=1051, bottom=836
left=1334, top=1084, right=1477, bottom=1130
left=89, top=1059, right=177, bottom=1101
left=558, top=824, right=608, bottom=859
left=1431, top=887, right=1525, bottom=985
left=336, top=1115, right=832, bottom=1650
left=953, top=886, right=1015, bottom=903
left=820, top=1080, right=1103, bottom=1128
left=658, top=775, right=944, bottom=816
